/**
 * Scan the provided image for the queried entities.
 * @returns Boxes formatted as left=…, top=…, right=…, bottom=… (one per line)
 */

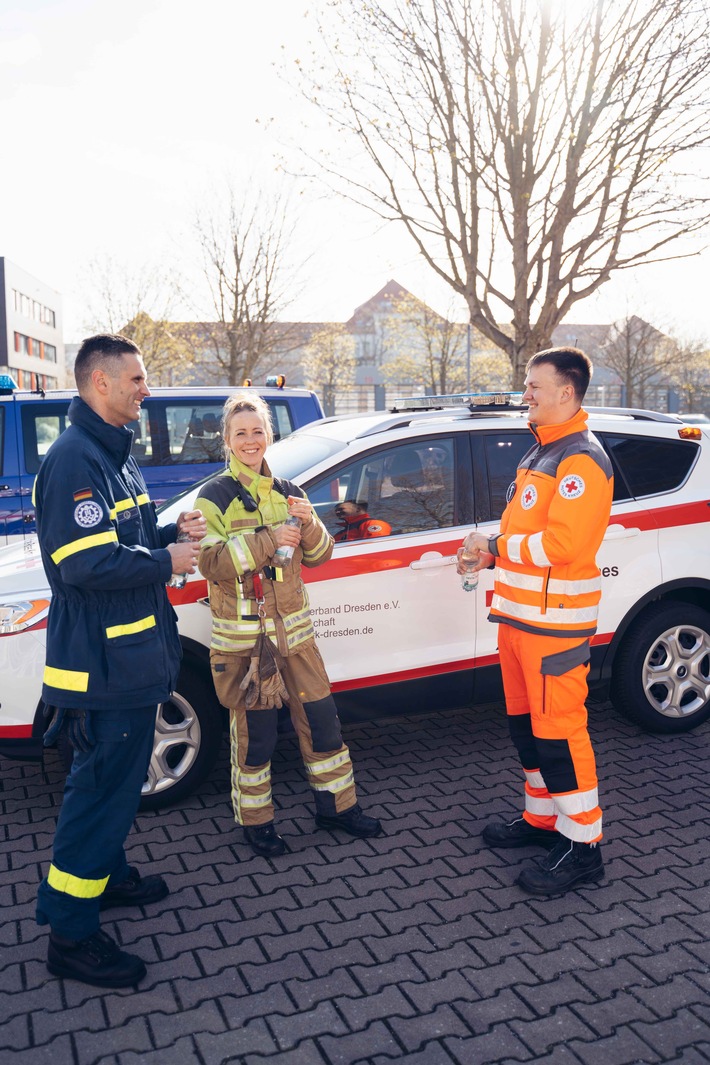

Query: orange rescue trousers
left=497, top=623, right=602, bottom=844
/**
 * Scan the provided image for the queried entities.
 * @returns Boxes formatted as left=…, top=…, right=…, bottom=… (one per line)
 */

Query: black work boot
left=482, top=817, right=560, bottom=850
left=243, top=822, right=286, bottom=857
left=100, top=867, right=169, bottom=910
left=517, top=838, right=604, bottom=896
left=47, top=929, right=146, bottom=988
left=315, top=803, right=383, bottom=838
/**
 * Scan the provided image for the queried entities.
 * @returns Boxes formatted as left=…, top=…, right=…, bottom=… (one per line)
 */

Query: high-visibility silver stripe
left=239, top=767, right=271, bottom=786
left=553, top=788, right=600, bottom=817
left=507, top=534, right=525, bottom=564
left=496, top=568, right=544, bottom=592
left=239, top=793, right=273, bottom=808
left=547, top=576, right=602, bottom=595
left=309, top=770, right=355, bottom=793
left=524, top=769, right=547, bottom=790
left=491, top=594, right=599, bottom=625
left=227, top=535, right=254, bottom=574
left=528, top=531, right=551, bottom=567
left=525, top=794, right=555, bottom=815
left=283, top=608, right=313, bottom=631
left=286, top=626, right=315, bottom=650
left=555, top=813, right=603, bottom=843
left=305, top=750, right=351, bottom=776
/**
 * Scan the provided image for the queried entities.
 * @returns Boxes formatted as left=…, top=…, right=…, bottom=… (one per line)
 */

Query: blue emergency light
left=0, top=374, right=18, bottom=395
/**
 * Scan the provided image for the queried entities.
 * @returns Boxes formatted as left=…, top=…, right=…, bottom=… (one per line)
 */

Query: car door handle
left=604, top=524, right=640, bottom=540
left=410, top=554, right=458, bottom=570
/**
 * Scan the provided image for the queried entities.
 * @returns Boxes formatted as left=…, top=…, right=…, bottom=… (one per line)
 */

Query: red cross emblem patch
left=559, top=474, right=586, bottom=499
left=521, top=484, right=538, bottom=509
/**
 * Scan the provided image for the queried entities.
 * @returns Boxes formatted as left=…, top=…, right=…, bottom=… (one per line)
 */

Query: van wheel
left=140, top=663, right=225, bottom=811
left=611, top=602, right=710, bottom=733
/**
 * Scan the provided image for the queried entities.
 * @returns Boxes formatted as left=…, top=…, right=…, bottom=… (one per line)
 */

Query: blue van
left=0, top=381, right=324, bottom=544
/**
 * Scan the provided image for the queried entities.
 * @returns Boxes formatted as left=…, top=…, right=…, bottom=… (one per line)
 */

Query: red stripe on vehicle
left=330, top=632, right=614, bottom=692
left=0, top=725, right=33, bottom=737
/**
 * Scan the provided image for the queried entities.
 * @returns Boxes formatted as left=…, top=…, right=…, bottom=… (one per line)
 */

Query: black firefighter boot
left=516, top=837, right=604, bottom=896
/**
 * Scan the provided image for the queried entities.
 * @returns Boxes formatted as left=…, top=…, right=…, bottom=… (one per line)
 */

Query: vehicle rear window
left=601, top=433, right=699, bottom=498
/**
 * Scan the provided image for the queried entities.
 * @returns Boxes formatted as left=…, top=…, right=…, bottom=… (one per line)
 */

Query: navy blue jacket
left=35, top=397, right=182, bottom=710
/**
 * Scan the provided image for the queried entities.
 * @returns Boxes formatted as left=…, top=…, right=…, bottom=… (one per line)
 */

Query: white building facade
left=0, top=258, right=65, bottom=389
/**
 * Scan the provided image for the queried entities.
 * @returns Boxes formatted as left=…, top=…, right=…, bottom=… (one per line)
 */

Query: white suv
left=1, top=396, right=709, bottom=809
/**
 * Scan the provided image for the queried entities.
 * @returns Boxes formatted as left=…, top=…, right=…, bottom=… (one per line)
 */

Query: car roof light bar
left=391, top=391, right=526, bottom=413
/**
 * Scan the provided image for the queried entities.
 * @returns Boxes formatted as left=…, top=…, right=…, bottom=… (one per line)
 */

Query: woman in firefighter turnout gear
left=459, top=348, right=613, bottom=897
left=196, top=393, right=382, bottom=857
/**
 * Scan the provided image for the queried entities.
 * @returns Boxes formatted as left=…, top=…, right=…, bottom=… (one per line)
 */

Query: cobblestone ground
left=2, top=700, right=710, bottom=1065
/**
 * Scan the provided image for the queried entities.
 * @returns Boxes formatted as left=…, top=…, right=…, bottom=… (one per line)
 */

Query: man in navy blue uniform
left=34, top=334, right=205, bottom=988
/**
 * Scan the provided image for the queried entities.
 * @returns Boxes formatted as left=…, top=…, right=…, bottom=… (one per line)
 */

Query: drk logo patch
left=559, top=474, right=586, bottom=499
left=520, top=484, right=537, bottom=510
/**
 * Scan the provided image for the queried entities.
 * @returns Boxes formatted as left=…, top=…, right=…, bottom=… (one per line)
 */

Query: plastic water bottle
left=459, top=550, right=479, bottom=592
left=167, top=531, right=191, bottom=589
left=273, top=514, right=301, bottom=567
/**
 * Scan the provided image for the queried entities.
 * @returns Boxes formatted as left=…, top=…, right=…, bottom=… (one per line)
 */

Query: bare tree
left=194, top=183, right=307, bottom=386
left=80, top=255, right=195, bottom=385
left=302, top=324, right=357, bottom=414
left=297, top=0, right=710, bottom=386
left=599, top=315, right=683, bottom=408
left=667, top=336, right=710, bottom=412
left=380, top=292, right=468, bottom=394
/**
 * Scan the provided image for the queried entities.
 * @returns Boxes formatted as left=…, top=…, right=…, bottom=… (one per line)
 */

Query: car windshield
left=266, top=432, right=348, bottom=480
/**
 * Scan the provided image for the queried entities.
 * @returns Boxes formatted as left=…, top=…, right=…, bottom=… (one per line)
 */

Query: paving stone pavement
left=2, top=700, right=710, bottom=1065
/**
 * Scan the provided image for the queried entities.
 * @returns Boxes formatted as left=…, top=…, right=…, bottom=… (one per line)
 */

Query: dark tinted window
left=21, top=402, right=71, bottom=474
left=474, top=430, right=532, bottom=521
left=0, top=406, right=4, bottom=473
left=601, top=434, right=699, bottom=497
left=306, top=437, right=456, bottom=539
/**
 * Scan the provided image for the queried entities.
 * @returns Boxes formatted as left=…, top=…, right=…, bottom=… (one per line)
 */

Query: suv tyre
left=612, top=602, right=710, bottom=734
left=140, top=661, right=224, bottom=810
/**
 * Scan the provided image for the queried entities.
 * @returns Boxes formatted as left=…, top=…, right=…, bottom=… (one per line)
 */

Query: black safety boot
left=482, top=817, right=560, bottom=850
left=315, top=803, right=383, bottom=838
left=100, top=867, right=169, bottom=910
left=243, top=822, right=286, bottom=857
left=517, top=838, right=604, bottom=896
left=47, top=929, right=146, bottom=988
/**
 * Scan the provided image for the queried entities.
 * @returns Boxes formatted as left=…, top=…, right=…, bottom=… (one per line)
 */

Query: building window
left=44, top=343, right=56, bottom=363
left=12, top=289, right=20, bottom=312
left=44, top=307, right=56, bottom=328
left=33, top=301, right=42, bottom=321
left=21, top=294, right=30, bottom=317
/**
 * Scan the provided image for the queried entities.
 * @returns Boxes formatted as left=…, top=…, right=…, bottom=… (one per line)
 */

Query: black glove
left=43, top=706, right=95, bottom=753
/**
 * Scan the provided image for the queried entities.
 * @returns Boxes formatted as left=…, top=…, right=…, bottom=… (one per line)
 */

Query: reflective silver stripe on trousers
left=555, top=812, right=603, bottom=843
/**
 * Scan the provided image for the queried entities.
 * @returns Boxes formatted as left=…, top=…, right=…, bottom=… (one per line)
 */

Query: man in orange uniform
left=460, top=348, right=613, bottom=895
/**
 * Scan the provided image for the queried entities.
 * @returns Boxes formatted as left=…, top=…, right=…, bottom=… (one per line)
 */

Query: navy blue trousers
left=36, top=705, right=156, bottom=939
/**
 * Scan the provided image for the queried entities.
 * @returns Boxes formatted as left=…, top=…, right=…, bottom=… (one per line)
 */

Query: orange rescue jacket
left=489, top=408, right=613, bottom=638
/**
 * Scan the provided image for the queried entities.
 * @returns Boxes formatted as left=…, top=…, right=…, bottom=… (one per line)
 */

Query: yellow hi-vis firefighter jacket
left=196, top=455, right=333, bottom=657
left=489, top=407, right=614, bottom=639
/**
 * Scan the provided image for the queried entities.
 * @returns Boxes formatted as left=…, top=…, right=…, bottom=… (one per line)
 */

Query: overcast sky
left=1, top=0, right=709, bottom=343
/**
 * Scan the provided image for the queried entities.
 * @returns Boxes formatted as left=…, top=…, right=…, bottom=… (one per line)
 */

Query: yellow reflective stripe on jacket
left=43, top=665, right=90, bottom=692
left=51, top=529, right=118, bottom=565
left=136, top=493, right=150, bottom=506
left=105, top=614, right=156, bottom=639
left=47, top=863, right=109, bottom=899
left=109, top=497, right=136, bottom=519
